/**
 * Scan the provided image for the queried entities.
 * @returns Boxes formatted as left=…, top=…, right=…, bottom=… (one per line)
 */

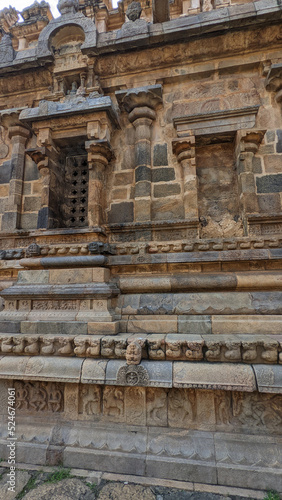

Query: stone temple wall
left=0, top=0, right=282, bottom=494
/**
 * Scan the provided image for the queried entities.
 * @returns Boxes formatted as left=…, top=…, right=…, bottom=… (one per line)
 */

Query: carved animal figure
left=58, top=337, right=73, bottom=355
left=24, top=336, right=39, bottom=355
left=1, top=336, right=13, bottom=353
left=166, top=341, right=182, bottom=359
left=41, top=337, right=55, bottom=355
left=12, top=337, right=25, bottom=354
left=86, top=338, right=100, bottom=357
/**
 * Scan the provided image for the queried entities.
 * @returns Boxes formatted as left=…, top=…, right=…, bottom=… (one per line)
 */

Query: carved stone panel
left=168, top=388, right=196, bottom=428
left=125, top=386, right=146, bottom=426
left=146, top=387, right=168, bottom=427
left=78, top=385, right=102, bottom=418
left=103, top=386, right=125, bottom=422
left=14, top=381, right=64, bottom=413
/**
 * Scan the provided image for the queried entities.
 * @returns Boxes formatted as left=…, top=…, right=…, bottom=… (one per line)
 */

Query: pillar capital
left=116, top=84, right=163, bottom=115
left=238, top=130, right=266, bottom=155
left=26, top=147, right=49, bottom=172
left=85, top=140, right=114, bottom=167
left=172, top=137, right=195, bottom=162
left=8, top=125, right=30, bottom=141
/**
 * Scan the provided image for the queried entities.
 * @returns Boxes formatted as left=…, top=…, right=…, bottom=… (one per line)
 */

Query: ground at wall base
left=0, top=463, right=279, bottom=500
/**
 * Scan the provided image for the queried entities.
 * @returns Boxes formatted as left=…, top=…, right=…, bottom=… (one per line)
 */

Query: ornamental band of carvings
left=0, top=334, right=281, bottom=364
left=11, top=382, right=282, bottom=433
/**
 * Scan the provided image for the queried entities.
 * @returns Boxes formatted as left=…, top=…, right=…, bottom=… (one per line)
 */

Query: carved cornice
left=0, top=333, right=281, bottom=366
left=173, top=106, right=260, bottom=138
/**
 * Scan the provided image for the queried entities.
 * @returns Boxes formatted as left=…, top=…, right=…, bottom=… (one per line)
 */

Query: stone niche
left=173, top=105, right=265, bottom=237
left=196, top=140, right=241, bottom=238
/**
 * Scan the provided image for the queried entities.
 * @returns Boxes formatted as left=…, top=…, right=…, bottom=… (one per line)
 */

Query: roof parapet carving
left=36, top=1, right=97, bottom=60
left=0, top=6, right=18, bottom=33
left=57, top=0, right=79, bottom=15
left=21, top=1, right=52, bottom=23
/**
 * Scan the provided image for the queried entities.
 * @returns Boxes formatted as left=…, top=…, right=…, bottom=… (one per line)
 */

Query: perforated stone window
left=64, top=155, right=89, bottom=228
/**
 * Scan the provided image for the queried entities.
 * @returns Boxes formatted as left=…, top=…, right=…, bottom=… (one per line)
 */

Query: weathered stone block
left=64, top=447, right=146, bottom=475
left=88, top=322, right=119, bottom=335
left=114, top=171, right=134, bottom=186
left=81, top=359, right=108, bottom=384
left=173, top=362, right=256, bottom=391
left=211, top=315, right=282, bottom=335
left=153, top=183, right=181, bottom=198
left=153, top=144, right=168, bottom=166
left=178, top=315, right=212, bottom=334
left=276, top=129, right=282, bottom=153
left=107, top=202, right=134, bottom=224
left=258, top=193, right=281, bottom=212
left=0, top=161, right=11, bottom=184
left=253, top=365, right=282, bottom=393
left=128, top=315, right=177, bottom=334
left=256, top=174, right=282, bottom=193
left=152, top=168, right=175, bottom=183
left=18, top=270, right=49, bottom=284
left=264, top=155, right=282, bottom=173
left=49, top=268, right=94, bottom=284
left=135, top=141, right=151, bottom=166
left=135, top=181, right=151, bottom=197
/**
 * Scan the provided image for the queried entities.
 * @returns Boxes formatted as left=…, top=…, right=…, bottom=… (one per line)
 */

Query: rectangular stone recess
left=0, top=356, right=83, bottom=383
left=173, top=363, right=256, bottom=391
left=253, top=365, right=282, bottom=394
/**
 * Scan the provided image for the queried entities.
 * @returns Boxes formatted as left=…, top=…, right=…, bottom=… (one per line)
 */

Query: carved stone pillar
left=116, top=85, right=162, bottom=222
left=85, top=140, right=113, bottom=227
left=172, top=136, right=198, bottom=220
left=2, top=124, right=30, bottom=231
left=237, top=130, right=265, bottom=216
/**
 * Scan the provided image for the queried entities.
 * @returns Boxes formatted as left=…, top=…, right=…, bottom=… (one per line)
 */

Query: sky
left=2, top=0, right=119, bottom=19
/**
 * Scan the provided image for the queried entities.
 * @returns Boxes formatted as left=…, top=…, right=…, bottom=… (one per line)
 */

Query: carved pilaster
left=265, top=63, right=282, bottom=103
left=172, top=136, right=198, bottom=220
left=237, top=130, right=265, bottom=218
left=1, top=114, right=30, bottom=231
left=26, top=127, right=62, bottom=229
left=116, top=85, right=162, bottom=222
left=85, top=140, right=113, bottom=227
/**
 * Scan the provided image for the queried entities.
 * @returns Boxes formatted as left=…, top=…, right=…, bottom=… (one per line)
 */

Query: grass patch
left=264, top=492, right=281, bottom=500
left=16, top=475, right=38, bottom=500
left=46, top=466, right=73, bottom=483
left=86, top=481, right=97, bottom=492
